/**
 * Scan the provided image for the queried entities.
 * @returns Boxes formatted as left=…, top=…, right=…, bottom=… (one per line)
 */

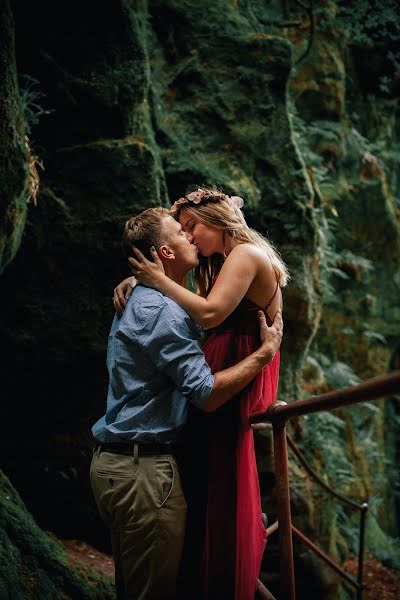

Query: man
left=90, top=207, right=283, bottom=600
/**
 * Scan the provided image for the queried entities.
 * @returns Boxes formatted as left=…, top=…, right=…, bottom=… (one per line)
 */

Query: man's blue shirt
left=92, top=285, right=214, bottom=445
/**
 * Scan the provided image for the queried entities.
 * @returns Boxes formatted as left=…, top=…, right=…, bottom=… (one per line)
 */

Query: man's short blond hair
left=123, top=207, right=170, bottom=260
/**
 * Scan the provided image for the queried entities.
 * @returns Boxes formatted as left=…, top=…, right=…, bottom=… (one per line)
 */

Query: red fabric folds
left=179, top=297, right=280, bottom=600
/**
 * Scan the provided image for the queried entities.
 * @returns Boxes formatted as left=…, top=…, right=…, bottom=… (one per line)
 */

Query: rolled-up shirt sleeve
left=141, top=302, right=215, bottom=409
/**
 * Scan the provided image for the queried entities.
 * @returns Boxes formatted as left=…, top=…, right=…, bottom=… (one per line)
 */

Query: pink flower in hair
left=224, top=194, right=247, bottom=225
left=186, top=188, right=206, bottom=204
left=225, top=195, right=244, bottom=210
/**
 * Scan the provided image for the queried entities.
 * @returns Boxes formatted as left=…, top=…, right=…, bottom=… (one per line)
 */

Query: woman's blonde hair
left=170, top=186, right=290, bottom=295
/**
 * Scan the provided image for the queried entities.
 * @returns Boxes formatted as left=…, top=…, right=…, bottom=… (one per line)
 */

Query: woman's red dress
left=178, top=289, right=280, bottom=600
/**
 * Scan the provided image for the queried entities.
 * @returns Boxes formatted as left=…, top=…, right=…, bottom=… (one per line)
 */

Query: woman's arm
left=113, top=276, right=136, bottom=316
left=130, top=244, right=262, bottom=329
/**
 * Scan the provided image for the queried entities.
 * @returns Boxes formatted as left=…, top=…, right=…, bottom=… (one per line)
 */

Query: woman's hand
left=128, top=246, right=166, bottom=288
left=113, top=276, right=136, bottom=316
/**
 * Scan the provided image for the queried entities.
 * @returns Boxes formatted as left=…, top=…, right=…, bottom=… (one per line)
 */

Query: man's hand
left=204, top=309, right=284, bottom=413
left=258, top=309, right=283, bottom=364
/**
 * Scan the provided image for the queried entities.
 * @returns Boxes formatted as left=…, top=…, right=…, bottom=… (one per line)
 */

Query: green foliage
left=289, top=91, right=398, bottom=304
left=337, top=0, right=400, bottom=48
left=18, top=75, right=53, bottom=136
left=296, top=356, right=400, bottom=574
left=289, top=107, right=345, bottom=301
left=336, top=0, right=400, bottom=92
left=287, top=18, right=398, bottom=576
left=290, top=48, right=400, bottom=576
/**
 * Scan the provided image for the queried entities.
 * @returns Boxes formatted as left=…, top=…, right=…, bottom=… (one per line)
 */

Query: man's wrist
left=257, top=342, right=275, bottom=366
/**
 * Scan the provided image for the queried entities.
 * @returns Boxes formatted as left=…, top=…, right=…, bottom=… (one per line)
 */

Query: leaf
left=363, top=331, right=387, bottom=344
left=329, top=268, right=350, bottom=280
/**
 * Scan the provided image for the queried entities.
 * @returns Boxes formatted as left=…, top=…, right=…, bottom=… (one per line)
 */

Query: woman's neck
left=223, top=234, right=241, bottom=257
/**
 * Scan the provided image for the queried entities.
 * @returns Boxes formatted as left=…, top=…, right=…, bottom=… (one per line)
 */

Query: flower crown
left=171, top=188, right=245, bottom=214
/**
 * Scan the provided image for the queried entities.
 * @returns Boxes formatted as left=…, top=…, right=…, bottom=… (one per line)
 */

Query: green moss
left=0, top=471, right=115, bottom=599
left=0, top=0, right=29, bottom=274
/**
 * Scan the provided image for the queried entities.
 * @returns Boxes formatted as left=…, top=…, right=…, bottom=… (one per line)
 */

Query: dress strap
left=264, top=281, right=280, bottom=311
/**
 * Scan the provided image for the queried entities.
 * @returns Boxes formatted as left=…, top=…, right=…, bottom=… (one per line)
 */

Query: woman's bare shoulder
left=227, top=242, right=271, bottom=264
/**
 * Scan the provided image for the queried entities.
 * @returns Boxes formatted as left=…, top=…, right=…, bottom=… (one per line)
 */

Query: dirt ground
left=345, top=555, right=400, bottom=600
left=61, top=538, right=115, bottom=579
left=61, top=540, right=400, bottom=599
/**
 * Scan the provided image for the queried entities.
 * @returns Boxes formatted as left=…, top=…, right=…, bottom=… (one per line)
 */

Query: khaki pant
left=90, top=447, right=187, bottom=600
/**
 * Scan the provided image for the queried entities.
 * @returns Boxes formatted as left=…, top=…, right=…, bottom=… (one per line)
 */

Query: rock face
left=0, top=470, right=115, bottom=599
left=0, top=0, right=399, bottom=598
left=0, top=0, right=29, bottom=273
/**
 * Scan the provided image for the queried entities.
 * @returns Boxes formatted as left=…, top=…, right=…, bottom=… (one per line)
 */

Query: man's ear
left=158, top=245, right=175, bottom=261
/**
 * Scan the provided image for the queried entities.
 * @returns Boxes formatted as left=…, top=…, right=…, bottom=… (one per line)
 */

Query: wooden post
left=273, top=420, right=296, bottom=599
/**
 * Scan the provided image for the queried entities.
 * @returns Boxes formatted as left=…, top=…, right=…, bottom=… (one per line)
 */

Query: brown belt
left=95, top=441, right=177, bottom=456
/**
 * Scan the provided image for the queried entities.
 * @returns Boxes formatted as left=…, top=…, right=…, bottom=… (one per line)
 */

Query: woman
left=114, top=187, right=289, bottom=599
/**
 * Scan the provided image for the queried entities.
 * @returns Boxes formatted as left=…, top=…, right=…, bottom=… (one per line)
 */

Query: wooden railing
left=250, top=370, right=400, bottom=600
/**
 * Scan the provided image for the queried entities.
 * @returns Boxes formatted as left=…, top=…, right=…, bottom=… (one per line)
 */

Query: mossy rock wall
left=0, top=1, right=399, bottom=598
left=0, top=0, right=29, bottom=273
left=0, top=470, right=114, bottom=599
left=281, top=2, right=400, bottom=595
